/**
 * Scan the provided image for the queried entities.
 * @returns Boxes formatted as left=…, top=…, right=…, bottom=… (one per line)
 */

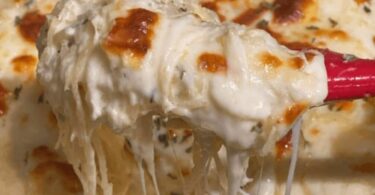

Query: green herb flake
left=24, top=0, right=34, bottom=7
left=14, top=16, right=21, bottom=25
left=37, top=93, right=44, bottom=103
left=185, top=146, right=192, bottom=153
left=343, top=54, right=358, bottom=63
left=158, top=134, right=169, bottom=147
left=364, top=5, right=371, bottom=14
left=328, top=18, right=338, bottom=28
left=306, top=25, right=319, bottom=30
left=251, top=122, right=263, bottom=133
left=14, top=86, right=22, bottom=100
left=256, top=19, right=269, bottom=29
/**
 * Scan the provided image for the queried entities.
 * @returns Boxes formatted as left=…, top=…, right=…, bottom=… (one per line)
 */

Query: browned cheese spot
left=43, top=3, right=55, bottom=13
left=18, top=11, right=47, bottom=43
left=184, top=129, right=193, bottom=137
left=288, top=57, right=304, bottom=69
left=181, top=129, right=193, bottom=143
left=275, top=130, right=292, bottom=159
left=305, top=52, right=316, bottom=62
left=310, top=128, right=320, bottom=136
left=333, top=101, right=355, bottom=112
left=281, top=41, right=314, bottom=50
left=30, top=161, right=83, bottom=193
left=198, top=53, right=228, bottom=73
left=355, top=0, right=370, bottom=5
left=233, top=7, right=266, bottom=25
left=283, top=103, right=307, bottom=125
left=103, top=9, right=159, bottom=59
left=352, top=162, right=375, bottom=174
left=11, top=55, right=37, bottom=77
left=0, top=84, right=8, bottom=117
left=315, top=29, right=349, bottom=41
left=32, top=146, right=59, bottom=162
left=201, top=2, right=226, bottom=21
left=181, top=168, right=191, bottom=176
left=168, top=129, right=178, bottom=140
left=259, top=52, right=283, bottom=68
left=273, top=0, right=313, bottom=23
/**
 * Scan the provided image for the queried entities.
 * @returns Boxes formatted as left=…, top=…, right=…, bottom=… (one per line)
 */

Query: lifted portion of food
left=37, top=0, right=327, bottom=194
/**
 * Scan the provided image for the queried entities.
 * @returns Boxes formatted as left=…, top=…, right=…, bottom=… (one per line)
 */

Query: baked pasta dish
left=0, top=0, right=375, bottom=195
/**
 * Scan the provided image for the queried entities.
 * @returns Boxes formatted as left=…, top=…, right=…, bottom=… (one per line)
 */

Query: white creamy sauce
left=37, top=0, right=327, bottom=194
left=0, top=0, right=373, bottom=194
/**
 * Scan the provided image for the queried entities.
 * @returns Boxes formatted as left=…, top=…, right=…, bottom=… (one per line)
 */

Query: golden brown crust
left=11, top=55, right=37, bottom=79
left=103, top=9, right=159, bottom=59
left=201, top=2, right=226, bottom=21
left=275, top=130, right=292, bottom=159
left=18, top=11, right=46, bottom=43
left=283, top=103, right=307, bottom=125
left=0, top=83, right=8, bottom=117
left=233, top=7, right=266, bottom=25
left=30, top=161, right=82, bottom=193
left=273, top=0, right=314, bottom=23
left=197, top=53, right=228, bottom=73
left=259, top=52, right=283, bottom=68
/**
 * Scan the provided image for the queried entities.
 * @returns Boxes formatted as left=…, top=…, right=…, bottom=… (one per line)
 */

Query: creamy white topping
left=37, top=0, right=327, bottom=194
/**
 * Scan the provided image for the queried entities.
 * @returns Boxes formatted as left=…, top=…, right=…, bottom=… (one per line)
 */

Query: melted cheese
left=1, top=0, right=375, bottom=195
left=202, top=1, right=375, bottom=195
left=37, top=0, right=327, bottom=194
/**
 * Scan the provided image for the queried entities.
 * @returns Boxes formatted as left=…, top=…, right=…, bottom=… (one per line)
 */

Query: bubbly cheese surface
left=1, top=0, right=375, bottom=195
left=37, top=0, right=327, bottom=194
left=0, top=1, right=84, bottom=195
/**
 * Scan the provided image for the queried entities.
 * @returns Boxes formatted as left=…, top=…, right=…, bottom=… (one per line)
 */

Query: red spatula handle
left=322, top=50, right=375, bottom=101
